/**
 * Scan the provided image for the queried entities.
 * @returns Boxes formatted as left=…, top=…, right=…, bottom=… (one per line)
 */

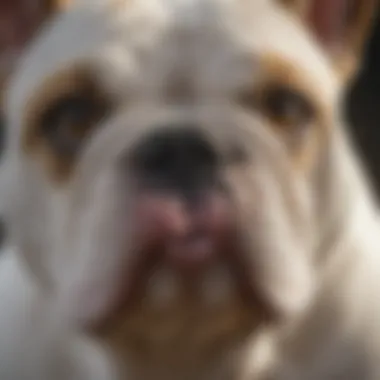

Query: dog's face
left=1, top=0, right=375, bottom=357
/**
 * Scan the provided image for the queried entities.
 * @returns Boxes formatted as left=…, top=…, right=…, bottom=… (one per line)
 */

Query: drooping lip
left=83, top=191, right=271, bottom=332
left=87, top=232, right=270, bottom=335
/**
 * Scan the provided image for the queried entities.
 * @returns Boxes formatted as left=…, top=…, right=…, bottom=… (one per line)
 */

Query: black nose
left=129, top=125, right=219, bottom=193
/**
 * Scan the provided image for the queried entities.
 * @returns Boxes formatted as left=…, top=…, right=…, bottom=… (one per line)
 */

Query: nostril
left=129, top=125, right=219, bottom=187
left=134, top=136, right=175, bottom=176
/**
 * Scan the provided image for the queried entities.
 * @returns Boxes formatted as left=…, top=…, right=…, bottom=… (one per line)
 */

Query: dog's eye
left=260, top=85, right=315, bottom=128
left=239, top=85, right=315, bottom=129
left=40, top=94, right=108, bottom=156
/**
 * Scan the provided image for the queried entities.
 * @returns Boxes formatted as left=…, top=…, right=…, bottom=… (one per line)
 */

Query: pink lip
left=131, top=191, right=237, bottom=271
left=165, top=232, right=216, bottom=270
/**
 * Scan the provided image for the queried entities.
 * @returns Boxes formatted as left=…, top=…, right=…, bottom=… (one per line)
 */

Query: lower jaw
left=92, top=302, right=260, bottom=380
left=92, top=268, right=268, bottom=336
left=105, top=334, right=250, bottom=380
left=94, top=292, right=264, bottom=361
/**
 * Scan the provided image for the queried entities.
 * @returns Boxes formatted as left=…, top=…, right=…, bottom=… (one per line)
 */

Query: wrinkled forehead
left=7, top=0, right=339, bottom=116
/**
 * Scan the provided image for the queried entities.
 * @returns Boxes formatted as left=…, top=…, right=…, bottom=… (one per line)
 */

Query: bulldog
left=0, top=0, right=379, bottom=379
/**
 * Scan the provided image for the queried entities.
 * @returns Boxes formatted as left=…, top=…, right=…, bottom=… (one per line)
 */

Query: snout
left=66, top=120, right=260, bottom=333
left=126, top=124, right=238, bottom=274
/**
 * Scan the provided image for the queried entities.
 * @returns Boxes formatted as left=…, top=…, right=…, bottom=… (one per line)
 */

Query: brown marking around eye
left=257, top=54, right=330, bottom=172
left=22, top=65, right=109, bottom=185
left=259, top=54, right=330, bottom=115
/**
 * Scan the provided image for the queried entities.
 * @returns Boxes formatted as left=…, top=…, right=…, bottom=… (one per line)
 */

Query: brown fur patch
left=257, top=54, right=330, bottom=172
left=22, top=65, right=110, bottom=185
left=98, top=295, right=263, bottom=374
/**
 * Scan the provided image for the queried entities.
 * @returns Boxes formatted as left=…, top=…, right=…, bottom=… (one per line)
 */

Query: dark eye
left=41, top=93, right=108, bottom=156
left=260, top=85, right=315, bottom=128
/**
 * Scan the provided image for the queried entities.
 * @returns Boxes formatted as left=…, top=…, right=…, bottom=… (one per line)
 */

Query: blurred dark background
left=347, top=9, right=380, bottom=196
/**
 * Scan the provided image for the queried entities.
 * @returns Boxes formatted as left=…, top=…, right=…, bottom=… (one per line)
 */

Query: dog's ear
left=0, top=0, right=71, bottom=52
left=0, top=0, right=71, bottom=80
left=282, top=0, right=378, bottom=81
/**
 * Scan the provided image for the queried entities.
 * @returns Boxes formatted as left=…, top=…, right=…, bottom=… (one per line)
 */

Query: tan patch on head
left=254, top=53, right=330, bottom=172
left=22, top=65, right=111, bottom=185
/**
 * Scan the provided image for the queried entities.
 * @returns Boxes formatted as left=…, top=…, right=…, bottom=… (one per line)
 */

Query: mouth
left=89, top=189, right=265, bottom=340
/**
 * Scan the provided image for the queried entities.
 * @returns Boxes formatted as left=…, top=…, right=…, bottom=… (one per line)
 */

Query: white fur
left=0, top=0, right=380, bottom=379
